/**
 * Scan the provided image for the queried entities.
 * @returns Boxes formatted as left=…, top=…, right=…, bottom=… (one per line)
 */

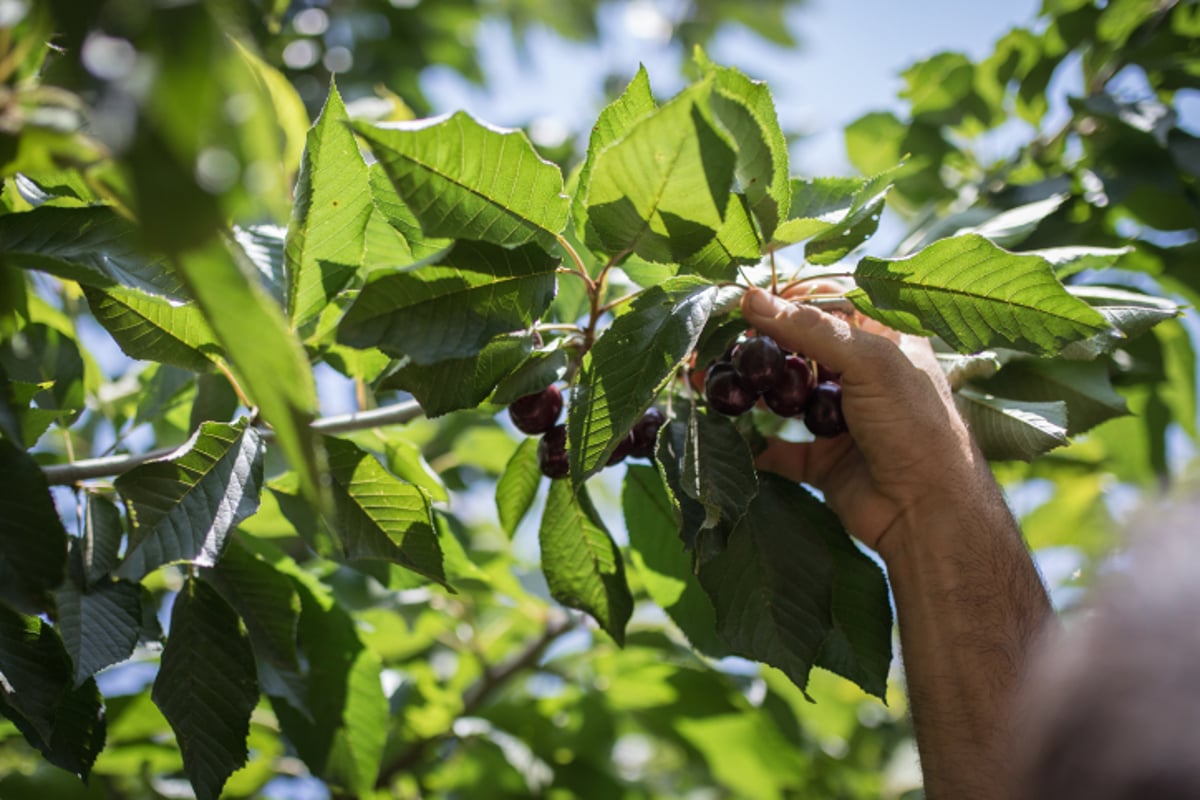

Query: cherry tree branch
left=41, top=399, right=425, bottom=485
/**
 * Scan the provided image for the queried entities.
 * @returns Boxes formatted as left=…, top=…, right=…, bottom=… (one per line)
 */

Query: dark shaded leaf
left=0, top=439, right=68, bottom=612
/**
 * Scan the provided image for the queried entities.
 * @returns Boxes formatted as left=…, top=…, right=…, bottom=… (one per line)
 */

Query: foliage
left=0, top=1, right=1196, bottom=798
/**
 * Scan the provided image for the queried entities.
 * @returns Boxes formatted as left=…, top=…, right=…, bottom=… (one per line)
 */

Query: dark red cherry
left=705, top=363, right=757, bottom=416
left=763, top=355, right=816, bottom=417
left=509, top=385, right=563, bottom=435
left=538, top=424, right=569, bottom=478
left=607, top=432, right=635, bottom=466
left=731, top=336, right=785, bottom=393
left=629, top=407, right=666, bottom=459
left=816, top=362, right=841, bottom=385
left=805, top=382, right=847, bottom=437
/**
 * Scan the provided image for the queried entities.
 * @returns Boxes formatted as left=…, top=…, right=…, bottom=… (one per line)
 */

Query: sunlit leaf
left=83, top=285, right=221, bottom=372
left=495, top=437, right=541, bottom=538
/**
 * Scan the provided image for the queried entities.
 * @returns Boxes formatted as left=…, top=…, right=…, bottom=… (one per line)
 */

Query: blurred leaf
left=353, top=113, right=570, bottom=249
left=955, top=389, right=1069, bottom=460
left=495, top=437, right=541, bottom=538
left=153, top=577, right=258, bottom=800
left=337, top=241, right=557, bottom=363
left=378, top=332, right=533, bottom=417
left=0, top=323, right=84, bottom=427
left=975, top=359, right=1129, bottom=434
left=285, top=81, right=372, bottom=329
left=1060, top=284, right=1181, bottom=360
left=850, top=234, right=1112, bottom=355
left=230, top=37, right=309, bottom=176
left=952, top=194, right=1067, bottom=248
left=584, top=81, right=736, bottom=262
left=0, top=440, right=68, bottom=613
left=623, top=464, right=727, bottom=657
left=569, top=279, right=718, bottom=484
left=82, top=285, right=221, bottom=372
left=325, top=436, right=445, bottom=586
left=115, top=419, right=264, bottom=580
left=539, top=480, right=633, bottom=645
left=80, top=493, right=123, bottom=587
left=54, top=576, right=141, bottom=687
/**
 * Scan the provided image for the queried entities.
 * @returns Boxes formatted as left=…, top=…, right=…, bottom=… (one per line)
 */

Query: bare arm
left=742, top=288, right=1052, bottom=799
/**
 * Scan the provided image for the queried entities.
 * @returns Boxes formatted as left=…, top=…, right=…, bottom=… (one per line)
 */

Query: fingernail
left=746, top=289, right=779, bottom=316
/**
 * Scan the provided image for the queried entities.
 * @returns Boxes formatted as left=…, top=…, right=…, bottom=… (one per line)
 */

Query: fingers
left=741, top=288, right=905, bottom=384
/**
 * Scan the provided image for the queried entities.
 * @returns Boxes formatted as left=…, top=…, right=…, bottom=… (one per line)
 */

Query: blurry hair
left=1009, top=496, right=1200, bottom=799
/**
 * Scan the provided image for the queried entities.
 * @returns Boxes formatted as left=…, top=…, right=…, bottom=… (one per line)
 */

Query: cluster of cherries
left=508, top=386, right=666, bottom=478
left=703, top=335, right=847, bottom=437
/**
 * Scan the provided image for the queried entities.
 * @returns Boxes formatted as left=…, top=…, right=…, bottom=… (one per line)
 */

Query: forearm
left=879, top=456, right=1053, bottom=800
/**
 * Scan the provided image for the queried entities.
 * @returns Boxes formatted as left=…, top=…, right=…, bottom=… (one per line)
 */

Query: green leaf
left=655, top=416, right=723, bottom=560
left=205, top=537, right=306, bottom=714
left=382, top=439, right=449, bottom=504
left=0, top=322, right=85, bottom=428
left=677, top=193, right=762, bottom=280
left=976, top=359, right=1129, bottom=435
left=229, top=37, right=309, bottom=182
left=495, top=437, right=541, bottom=538
left=0, top=439, right=68, bottom=612
left=54, top=577, right=142, bottom=686
left=954, top=388, right=1069, bottom=461
left=337, top=240, right=558, bottom=363
left=804, top=170, right=893, bottom=265
left=366, top=162, right=454, bottom=265
left=623, top=465, right=727, bottom=657
left=697, top=52, right=791, bottom=241
left=584, top=81, right=736, bottom=263
left=953, top=195, right=1067, bottom=248
left=175, top=240, right=325, bottom=511
left=81, top=494, right=124, bottom=586
left=82, top=285, right=221, bottom=372
left=378, top=332, right=533, bottom=417
left=569, top=279, right=718, bottom=484
left=698, top=474, right=836, bottom=696
left=284, top=81, right=372, bottom=329
left=539, top=480, right=633, bottom=645
left=850, top=234, right=1112, bottom=355
left=269, top=566, right=387, bottom=796
left=353, top=112, right=570, bottom=249
left=153, top=577, right=258, bottom=800
left=325, top=436, right=446, bottom=586
left=773, top=176, right=864, bottom=245
left=115, top=419, right=264, bottom=581
left=680, top=408, right=758, bottom=534
left=575, top=65, right=656, bottom=245
left=490, top=343, right=571, bottom=406
left=0, top=206, right=187, bottom=300
left=230, top=224, right=287, bottom=307
left=0, top=605, right=105, bottom=781
left=1060, top=285, right=1181, bottom=359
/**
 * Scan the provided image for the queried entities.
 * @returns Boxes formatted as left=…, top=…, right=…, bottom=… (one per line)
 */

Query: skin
left=741, top=288, right=1053, bottom=800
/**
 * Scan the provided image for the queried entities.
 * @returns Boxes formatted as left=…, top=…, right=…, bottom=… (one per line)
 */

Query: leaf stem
left=556, top=235, right=596, bottom=293
left=215, top=360, right=253, bottom=410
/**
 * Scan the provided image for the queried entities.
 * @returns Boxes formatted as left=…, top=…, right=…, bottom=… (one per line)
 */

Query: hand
left=741, top=288, right=989, bottom=555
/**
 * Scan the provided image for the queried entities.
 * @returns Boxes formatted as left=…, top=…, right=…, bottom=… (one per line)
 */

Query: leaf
left=81, top=494, right=124, bottom=586
left=229, top=224, right=287, bottom=307
left=584, top=81, right=736, bottom=263
left=804, top=169, right=894, bottom=265
left=325, top=436, right=446, bottom=586
left=1035, top=245, right=1132, bottom=279
left=495, top=438, right=541, bottom=538
left=353, top=112, right=570, bottom=249
left=337, top=240, right=558, bottom=363
left=774, top=176, right=865, bottom=245
left=205, top=537, right=306, bottom=714
left=976, top=359, right=1129, bottom=435
left=539, top=480, right=633, bottom=645
left=0, top=206, right=187, bottom=300
left=697, top=52, right=791, bottom=241
left=175, top=240, right=325, bottom=511
left=656, top=416, right=725, bottom=562
left=383, top=439, right=449, bottom=504
left=622, top=464, right=727, bottom=657
left=575, top=65, right=656, bottom=244
left=850, top=234, right=1112, bottom=355
left=284, top=81, right=372, bottom=329
left=115, top=419, right=264, bottom=580
left=378, top=332, right=533, bottom=417
left=0, top=604, right=106, bottom=780
left=1060, top=284, right=1181, bottom=359
left=569, top=279, right=718, bottom=484
left=83, top=285, right=222, bottom=372
left=680, top=408, right=758, bottom=534
left=954, top=388, right=1069, bottom=461
left=697, top=474, right=835, bottom=696
left=54, top=576, right=142, bottom=687
left=677, top=193, right=762, bottom=280
left=952, top=194, right=1067, bottom=247
left=490, top=343, right=571, bottom=406
left=0, top=439, right=68, bottom=613
left=229, top=37, right=309, bottom=181
left=366, top=162, right=454, bottom=265
left=153, top=577, right=259, bottom=800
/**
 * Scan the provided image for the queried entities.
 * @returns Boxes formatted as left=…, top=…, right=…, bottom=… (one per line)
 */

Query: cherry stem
left=768, top=248, right=779, bottom=295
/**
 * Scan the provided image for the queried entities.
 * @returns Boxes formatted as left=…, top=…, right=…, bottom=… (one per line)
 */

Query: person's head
left=1009, top=497, right=1200, bottom=799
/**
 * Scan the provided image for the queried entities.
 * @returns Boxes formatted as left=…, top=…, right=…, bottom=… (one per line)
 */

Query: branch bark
left=41, top=400, right=424, bottom=485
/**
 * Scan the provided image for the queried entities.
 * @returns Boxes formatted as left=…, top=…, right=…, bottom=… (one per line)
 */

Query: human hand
left=741, top=287, right=990, bottom=555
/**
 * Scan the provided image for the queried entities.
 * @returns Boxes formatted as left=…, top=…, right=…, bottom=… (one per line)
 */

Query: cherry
left=629, top=407, right=665, bottom=459
left=805, top=382, right=847, bottom=437
left=607, top=432, right=635, bottom=466
left=816, top=362, right=841, bottom=384
left=538, top=424, right=569, bottom=478
left=705, top=363, right=756, bottom=416
left=509, top=385, right=562, bottom=435
left=732, top=336, right=785, bottom=393
left=763, top=355, right=815, bottom=417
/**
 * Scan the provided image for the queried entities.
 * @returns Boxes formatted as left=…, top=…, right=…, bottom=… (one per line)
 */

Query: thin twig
left=41, top=400, right=425, bottom=485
